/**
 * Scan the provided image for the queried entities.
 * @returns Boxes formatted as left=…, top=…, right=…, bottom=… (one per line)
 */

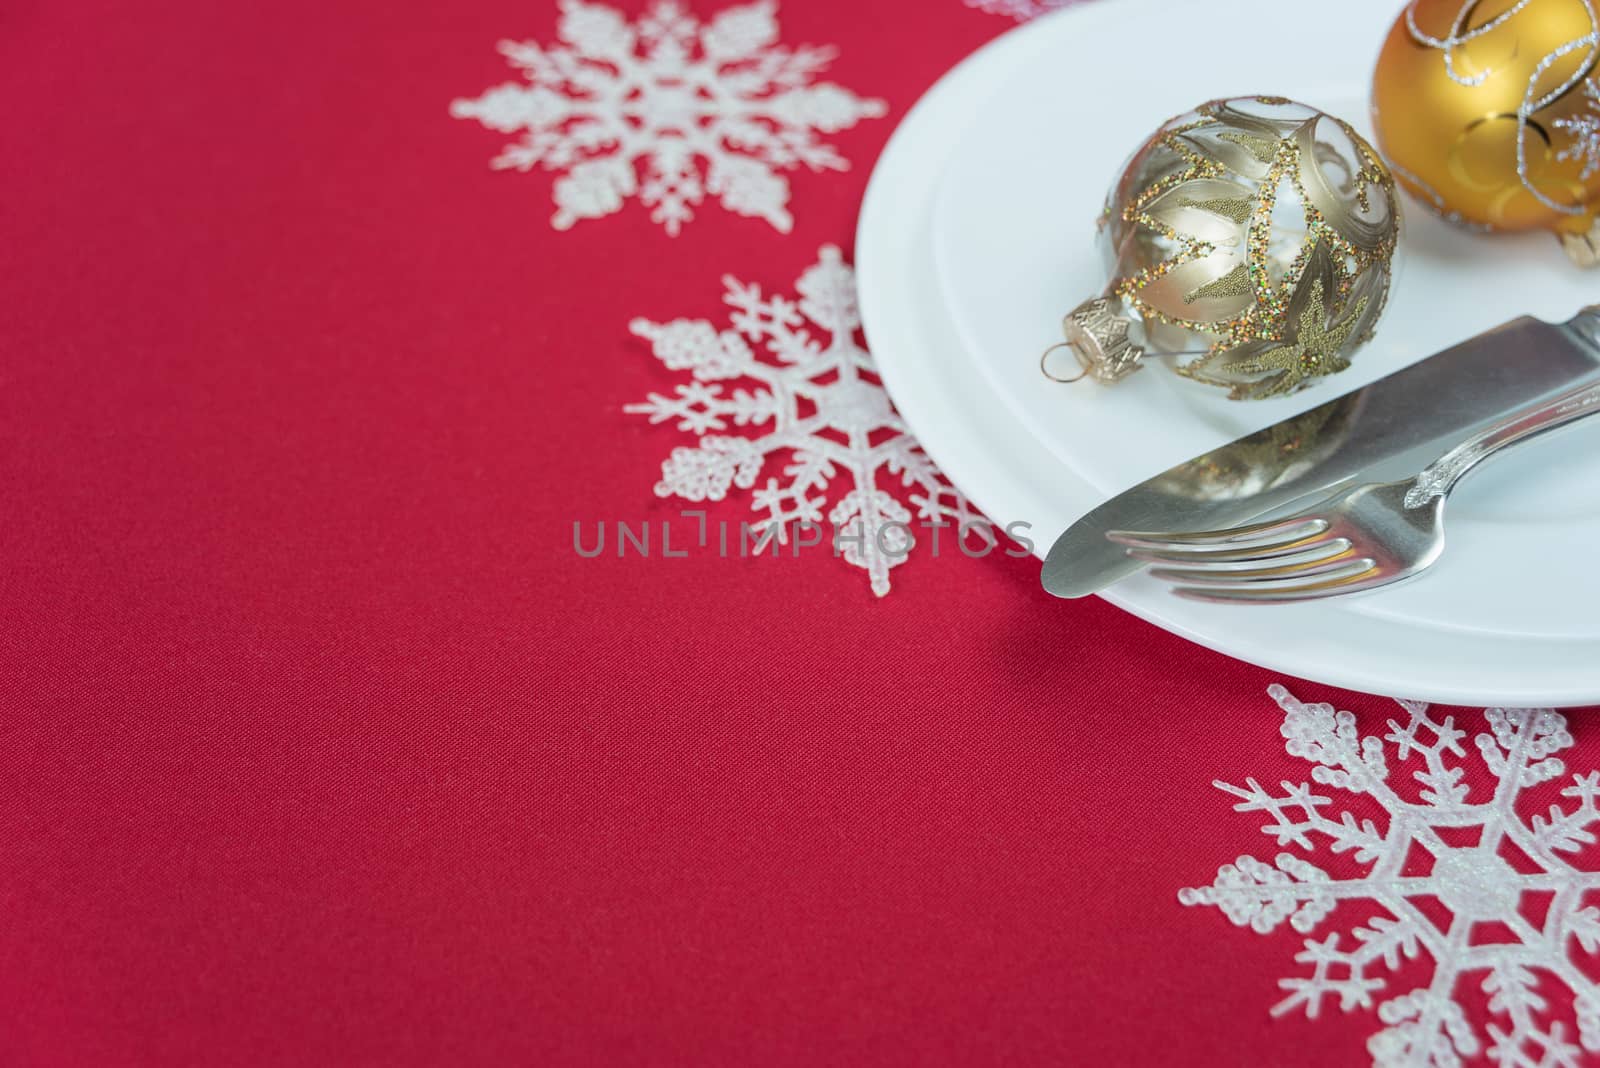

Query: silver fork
left=1107, top=378, right=1600, bottom=604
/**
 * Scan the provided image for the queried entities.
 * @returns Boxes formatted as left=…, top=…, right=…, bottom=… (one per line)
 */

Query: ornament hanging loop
left=1040, top=341, right=1091, bottom=384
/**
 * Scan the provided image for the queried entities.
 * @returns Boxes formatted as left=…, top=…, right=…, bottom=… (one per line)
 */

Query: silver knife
left=1041, top=308, right=1600, bottom=599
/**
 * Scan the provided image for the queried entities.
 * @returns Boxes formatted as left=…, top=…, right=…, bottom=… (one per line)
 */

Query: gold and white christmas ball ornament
left=1372, top=0, right=1600, bottom=265
left=1048, top=97, right=1401, bottom=401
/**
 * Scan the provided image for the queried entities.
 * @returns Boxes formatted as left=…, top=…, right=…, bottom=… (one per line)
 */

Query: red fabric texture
left=3, top=1, right=1597, bottom=1065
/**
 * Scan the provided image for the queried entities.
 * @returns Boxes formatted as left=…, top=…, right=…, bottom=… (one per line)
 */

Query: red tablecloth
left=6, top=1, right=1599, bottom=1065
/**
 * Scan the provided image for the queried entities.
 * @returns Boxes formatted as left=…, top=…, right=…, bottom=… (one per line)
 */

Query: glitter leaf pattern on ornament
left=1213, top=277, right=1369, bottom=399
left=450, top=0, right=886, bottom=235
left=626, top=247, right=993, bottom=596
left=1122, top=101, right=1396, bottom=402
left=1181, top=686, right=1600, bottom=1068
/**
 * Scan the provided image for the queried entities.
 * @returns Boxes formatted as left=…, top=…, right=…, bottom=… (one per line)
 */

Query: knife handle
left=1564, top=305, right=1600, bottom=355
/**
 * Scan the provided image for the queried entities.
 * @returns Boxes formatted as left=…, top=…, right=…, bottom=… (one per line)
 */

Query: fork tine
left=1150, top=552, right=1372, bottom=587
left=1170, top=562, right=1386, bottom=604
left=1108, top=516, right=1329, bottom=554
left=1127, top=536, right=1351, bottom=569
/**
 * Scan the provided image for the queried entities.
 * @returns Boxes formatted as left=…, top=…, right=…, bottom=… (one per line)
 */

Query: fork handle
left=1404, top=379, right=1600, bottom=508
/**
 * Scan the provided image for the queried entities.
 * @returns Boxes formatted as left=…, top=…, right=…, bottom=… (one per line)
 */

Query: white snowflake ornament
left=450, top=0, right=886, bottom=235
left=1181, top=685, right=1600, bottom=1068
left=1555, top=82, right=1600, bottom=183
left=626, top=246, right=992, bottom=596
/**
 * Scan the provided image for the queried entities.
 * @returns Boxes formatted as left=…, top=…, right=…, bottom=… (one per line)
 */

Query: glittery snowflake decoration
left=450, top=0, right=886, bottom=235
left=1555, top=82, right=1600, bottom=182
left=1181, top=685, right=1600, bottom=1068
left=626, top=246, right=992, bottom=596
left=963, top=0, right=1084, bottom=20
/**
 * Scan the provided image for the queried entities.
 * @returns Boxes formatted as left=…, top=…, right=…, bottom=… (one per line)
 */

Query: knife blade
left=1041, top=308, right=1600, bottom=599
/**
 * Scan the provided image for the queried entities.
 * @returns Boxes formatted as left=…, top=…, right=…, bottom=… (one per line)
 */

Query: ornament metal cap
left=1561, top=219, right=1600, bottom=269
left=1044, top=297, right=1146, bottom=385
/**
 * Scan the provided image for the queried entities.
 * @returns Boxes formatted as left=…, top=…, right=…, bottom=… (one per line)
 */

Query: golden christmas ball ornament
left=1372, top=0, right=1600, bottom=264
left=1047, top=97, right=1401, bottom=401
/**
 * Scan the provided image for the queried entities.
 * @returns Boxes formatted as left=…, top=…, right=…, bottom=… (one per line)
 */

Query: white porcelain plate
left=856, top=0, right=1600, bottom=705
